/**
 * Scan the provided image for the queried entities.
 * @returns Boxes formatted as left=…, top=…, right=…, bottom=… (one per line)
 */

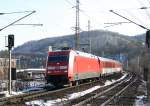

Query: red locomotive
left=45, top=50, right=122, bottom=86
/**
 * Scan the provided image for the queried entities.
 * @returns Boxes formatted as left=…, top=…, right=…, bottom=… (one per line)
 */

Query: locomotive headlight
left=47, top=66, right=55, bottom=70
left=60, top=66, right=67, bottom=69
left=64, top=70, right=67, bottom=72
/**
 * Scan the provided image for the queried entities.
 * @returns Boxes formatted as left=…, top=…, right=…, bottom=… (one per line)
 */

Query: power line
left=12, top=24, right=43, bottom=26
left=79, top=9, right=90, bottom=19
left=65, top=0, right=150, bottom=33
left=123, top=9, right=146, bottom=27
left=0, top=11, right=36, bottom=31
left=64, top=0, right=75, bottom=6
left=104, top=22, right=131, bottom=24
left=0, top=11, right=35, bottom=15
left=110, top=10, right=149, bottom=30
left=64, top=0, right=114, bottom=30
left=136, top=0, right=150, bottom=25
left=104, top=22, right=131, bottom=28
left=110, top=6, right=150, bottom=28
left=64, top=0, right=91, bottom=23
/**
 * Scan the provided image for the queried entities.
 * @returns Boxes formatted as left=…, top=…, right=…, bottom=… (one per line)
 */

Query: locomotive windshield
left=48, top=55, right=69, bottom=63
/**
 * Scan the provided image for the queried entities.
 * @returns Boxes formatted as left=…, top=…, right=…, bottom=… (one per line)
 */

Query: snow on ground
left=134, top=80, right=150, bottom=106
left=25, top=73, right=128, bottom=106
left=0, top=86, right=45, bottom=98
left=68, top=86, right=100, bottom=100
left=135, top=96, right=147, bottom=106
left=0, top=81, right=46, bottom=98
left=0, top=91, right=24, bottom=98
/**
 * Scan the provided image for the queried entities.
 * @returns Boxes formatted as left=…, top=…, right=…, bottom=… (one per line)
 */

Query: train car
left=99, top=57, right=122, bottom=76
left=45, top=50, right=122, bottom=86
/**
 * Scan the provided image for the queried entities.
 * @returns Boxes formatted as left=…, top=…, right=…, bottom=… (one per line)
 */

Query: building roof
left=17, top=68, right=45, bottom=73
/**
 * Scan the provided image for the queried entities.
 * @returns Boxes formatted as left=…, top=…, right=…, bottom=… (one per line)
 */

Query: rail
left=0, top=79, right=101, bottom=105
left=0, top=73, right=128, bottom=106
left=101, top=77, right=137, bottom=106
left=72, top=74, right=134, bottom=106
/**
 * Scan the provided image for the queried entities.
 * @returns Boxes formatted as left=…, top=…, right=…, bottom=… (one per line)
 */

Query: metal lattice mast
left=88, top=20, right=91, bottom=53
left=75, top=0, right=80, bottom=50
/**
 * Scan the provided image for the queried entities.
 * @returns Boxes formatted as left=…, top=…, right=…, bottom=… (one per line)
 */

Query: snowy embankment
left=0, top=81, right=45, bottom=98
left=134, top=80, right=150, bottom=106
left=26, top=73, right=128, bottom=106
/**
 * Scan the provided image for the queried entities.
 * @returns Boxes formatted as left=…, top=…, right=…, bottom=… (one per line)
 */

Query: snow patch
left=68, top=86, right=100, bottom=100
left=135, top=95, right=147, bottom=106
left=25, top=73, right=127, bottom=106
left=0, top=91, right=23, bottom=97
left=25, top=86, right=101, bottom=106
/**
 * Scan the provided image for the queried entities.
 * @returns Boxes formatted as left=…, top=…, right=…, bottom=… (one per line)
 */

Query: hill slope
left=14, top=30, right=143, bottom=55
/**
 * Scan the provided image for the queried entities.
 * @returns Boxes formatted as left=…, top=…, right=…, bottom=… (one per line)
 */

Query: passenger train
left=45, top=50, right=122, bottom=86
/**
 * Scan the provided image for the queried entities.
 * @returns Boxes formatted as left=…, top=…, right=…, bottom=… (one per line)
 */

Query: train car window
left=48, top=55, right=69, bottom=62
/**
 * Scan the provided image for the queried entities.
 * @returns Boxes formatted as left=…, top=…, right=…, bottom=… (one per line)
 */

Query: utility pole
left=75, top=0, right=80, bottom=50
left=88, top=20, right=91, bottom=53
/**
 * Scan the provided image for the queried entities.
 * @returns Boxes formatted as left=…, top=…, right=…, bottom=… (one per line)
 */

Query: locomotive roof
left=72, top=50, right=98, bottom=59
left=72, top=50, right=121, bottom=64
left=49, top=50, right=121, bottom=64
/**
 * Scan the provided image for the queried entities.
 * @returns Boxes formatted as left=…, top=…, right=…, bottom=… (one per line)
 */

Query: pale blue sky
left=0, top=0, right=149, bottom=50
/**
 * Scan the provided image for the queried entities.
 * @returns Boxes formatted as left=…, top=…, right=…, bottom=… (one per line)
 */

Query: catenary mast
left=75, top=0, right=80, bottom=50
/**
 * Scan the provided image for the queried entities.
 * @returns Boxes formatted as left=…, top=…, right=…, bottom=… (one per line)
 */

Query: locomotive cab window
left=48, top=55, right=69, bottom=63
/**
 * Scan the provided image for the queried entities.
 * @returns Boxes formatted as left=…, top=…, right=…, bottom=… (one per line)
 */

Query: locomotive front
left=45, top=50, right=70, bottom=86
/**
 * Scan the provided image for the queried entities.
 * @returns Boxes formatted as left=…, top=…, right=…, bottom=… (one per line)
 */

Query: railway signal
left=146, top=30, right=150, bottom=48
left=8, top=34, right=14, bottom=49
left=6, top=34, right=15, bottom=95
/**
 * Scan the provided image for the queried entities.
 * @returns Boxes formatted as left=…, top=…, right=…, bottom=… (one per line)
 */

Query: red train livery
left=45, top=50, right=122, bottom=86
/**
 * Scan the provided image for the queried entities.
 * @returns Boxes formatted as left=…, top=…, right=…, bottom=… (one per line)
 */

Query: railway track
left=0, top=90, right=47, bottom=106
left=0, top=79, right=104, bottom=106
left=71, top=74, right=137, bottom=106
left=0, top=73, right=127, bottom=106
